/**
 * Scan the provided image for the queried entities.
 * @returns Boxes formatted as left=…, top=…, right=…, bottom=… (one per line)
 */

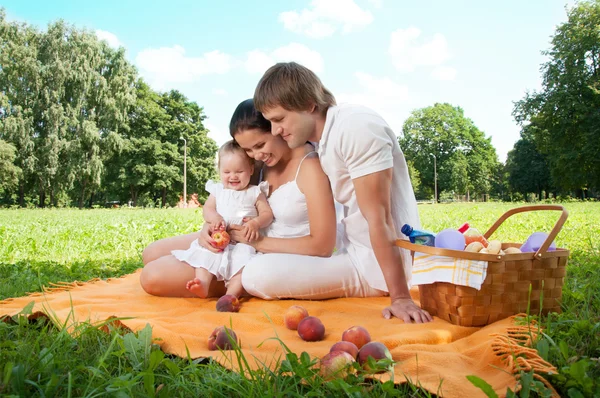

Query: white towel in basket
left=411, top=252, right=488, bottom=290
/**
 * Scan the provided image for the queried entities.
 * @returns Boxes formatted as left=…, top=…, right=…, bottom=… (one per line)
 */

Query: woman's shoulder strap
left=294, top=151, right=318, bottom=181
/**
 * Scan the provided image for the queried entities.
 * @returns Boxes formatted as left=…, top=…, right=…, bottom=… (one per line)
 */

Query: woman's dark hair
left=229, top=99, right=272, bottom=138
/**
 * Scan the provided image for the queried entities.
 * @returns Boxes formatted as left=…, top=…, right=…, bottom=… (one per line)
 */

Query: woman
left=140, top=99, right=382, bottom=300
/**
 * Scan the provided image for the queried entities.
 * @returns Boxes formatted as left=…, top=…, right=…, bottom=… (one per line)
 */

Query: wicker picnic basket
left=396, top=205, right=570, bottom=327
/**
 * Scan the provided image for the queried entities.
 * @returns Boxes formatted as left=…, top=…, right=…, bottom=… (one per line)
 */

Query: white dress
left=172, top=180, right=269, bottom=282
left=262, top=152, right=315, bottom=239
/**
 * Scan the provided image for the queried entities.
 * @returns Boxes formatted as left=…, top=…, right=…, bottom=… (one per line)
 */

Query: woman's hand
left=197, top=224, right=222, bottom=253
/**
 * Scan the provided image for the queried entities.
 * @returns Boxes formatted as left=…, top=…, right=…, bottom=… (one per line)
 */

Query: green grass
left=1, top=203, right=599, bottom=397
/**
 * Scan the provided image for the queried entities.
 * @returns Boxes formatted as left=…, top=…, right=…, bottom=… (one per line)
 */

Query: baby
left=171, top=140, right=273, bottom=300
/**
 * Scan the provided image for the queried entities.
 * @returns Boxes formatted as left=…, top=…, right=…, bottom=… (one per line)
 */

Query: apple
left=212, top=230, right=230, bottom=250
left=319, top=351, right=356, bottom=380
left=341, top=326, right=371, bottom=349
left=284, top=305, right=309, bottom=330
left=330, top=341, right=359, bottom=359
left=357, top=341, right=392, bottom=372
left=207, top=326, right=239, bottom=350
left=297, top=316, right=325, bottom=342
left=216, top=294, right=241, bottom=312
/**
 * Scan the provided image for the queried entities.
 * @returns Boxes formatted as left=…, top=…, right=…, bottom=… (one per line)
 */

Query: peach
left=319, top=350, right=356, bottom=380
left=211, top=230, right=230, bottom=250
left=329, top=341, right=359, bottom=359
left=297, top=316, right=325, bottom=342
left=357, top=341, right=392, bottom=372
left=284, top=305, right=309, bottom=330
left=341, top=325, right=371, bottom=349
left=207, top=326, right=239, bottom=351
left=216, top=294, right=241, bottom=312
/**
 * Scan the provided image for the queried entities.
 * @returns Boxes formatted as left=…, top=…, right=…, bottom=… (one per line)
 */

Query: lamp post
left=180, top=136, right=187, bottom=208
left=430, top=153, right=437, bottom=204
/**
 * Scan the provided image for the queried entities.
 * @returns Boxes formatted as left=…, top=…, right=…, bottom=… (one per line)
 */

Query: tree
left=0, top=139, right=20, bottom=192
left=506, top=127, right=554, bottom=200
left=400, top=103, right=500, bottom=201
left=513, top=1, right=600, bottom=197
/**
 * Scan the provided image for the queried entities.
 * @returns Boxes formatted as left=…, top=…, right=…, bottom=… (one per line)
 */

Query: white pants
left=241, top=250, right=386, bottom=300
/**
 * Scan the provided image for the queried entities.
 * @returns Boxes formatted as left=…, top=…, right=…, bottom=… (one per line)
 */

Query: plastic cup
left=520, top=232, right=556, bottom=252
left=435, top=228, right=466, bottom=251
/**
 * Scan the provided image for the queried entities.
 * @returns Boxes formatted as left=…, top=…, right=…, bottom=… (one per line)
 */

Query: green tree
left=513, top=1, right=600, bottom=197
left=400, top=103, right=500, bottom=201
left=0, top=139, right=20, bottom=192
left=505, top=127, right=554, bottom=201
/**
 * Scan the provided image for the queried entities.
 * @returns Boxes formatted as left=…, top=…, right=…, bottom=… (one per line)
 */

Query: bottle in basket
left=458, top=223, right=489, bottom=247
left=400, top=224, right=435, bottom=246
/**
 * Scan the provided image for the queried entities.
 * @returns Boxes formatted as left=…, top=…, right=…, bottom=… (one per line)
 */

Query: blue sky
left=4, top=0, right=575, bottom=161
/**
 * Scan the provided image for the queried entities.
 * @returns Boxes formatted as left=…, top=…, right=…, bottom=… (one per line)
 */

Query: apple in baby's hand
left=284, top=305, right=309, bottom=330
left=330, top=341, right=359, bottom=359
left=216, top=294, right=241, bottom=312
left=297, top=316, right=325, bottom=342
left=319, top=350, right=356, bottom=380
left=342, top=326, right=371, bottom=349
left=207, top=326, right=239, bottom=351
left=357, top=341, right=392, bottom=373
left=211, top=230, right=230, bottom=250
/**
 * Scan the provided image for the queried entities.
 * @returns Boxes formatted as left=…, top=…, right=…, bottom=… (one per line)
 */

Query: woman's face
left=234, top=128, right=290, bottom=167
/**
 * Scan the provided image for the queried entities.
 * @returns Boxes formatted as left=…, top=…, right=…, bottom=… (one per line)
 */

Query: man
left=253, top=62, right=432, bottom=323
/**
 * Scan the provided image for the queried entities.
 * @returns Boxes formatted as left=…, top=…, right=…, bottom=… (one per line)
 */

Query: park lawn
left=0, top=203, right=598, bottom=397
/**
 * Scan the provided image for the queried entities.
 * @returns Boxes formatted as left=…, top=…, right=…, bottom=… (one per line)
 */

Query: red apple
left=216, top=294, right=241, bottom=312
left=284, top=305, right=309, bottom=330
left=297, top=316, right=325, bottom=342
left=212, top=230, right=230, bottom=250
left=330, top=341, right=359, bottom=359
left=319, top=350, right=356, bottom=380
left=207, top=326, right=239, bottom=350
left=357, top=341, right=392, bottom=372
left=342, top=326, right=371, bottom=349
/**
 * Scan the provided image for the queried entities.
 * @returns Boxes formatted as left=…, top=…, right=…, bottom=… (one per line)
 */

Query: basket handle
left=483, top=205, right=568, bottom=257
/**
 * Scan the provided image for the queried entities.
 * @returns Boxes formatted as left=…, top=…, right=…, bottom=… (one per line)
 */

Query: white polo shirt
left=317, top=104, right=421, bottom=291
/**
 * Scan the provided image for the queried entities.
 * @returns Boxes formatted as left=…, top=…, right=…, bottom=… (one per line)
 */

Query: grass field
left=0, top=203, right=598, bottom=397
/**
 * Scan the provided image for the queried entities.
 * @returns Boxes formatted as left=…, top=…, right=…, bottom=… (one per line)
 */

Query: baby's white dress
left=172, top=180, right=269, bottom=282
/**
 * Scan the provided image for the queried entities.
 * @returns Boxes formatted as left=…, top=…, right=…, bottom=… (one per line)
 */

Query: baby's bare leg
left=186, top=268, right=214, bottom=298
left=225, top=271, right=245, bottom=298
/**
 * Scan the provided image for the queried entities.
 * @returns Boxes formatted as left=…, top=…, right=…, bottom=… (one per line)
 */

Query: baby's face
left=219, top=152, right=253, bottom=191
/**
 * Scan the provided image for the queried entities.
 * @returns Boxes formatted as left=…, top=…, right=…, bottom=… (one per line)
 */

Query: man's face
left=262, top=105, right=316, bottom=149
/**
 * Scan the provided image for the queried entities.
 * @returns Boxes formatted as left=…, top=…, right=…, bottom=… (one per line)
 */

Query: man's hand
left=382, top=298, right=433, bottom=323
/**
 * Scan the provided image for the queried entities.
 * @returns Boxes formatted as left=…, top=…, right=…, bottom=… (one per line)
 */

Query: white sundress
left=172, top=180, right=269, bottom=282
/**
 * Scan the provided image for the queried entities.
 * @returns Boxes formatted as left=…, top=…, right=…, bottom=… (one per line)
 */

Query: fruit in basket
left=487, top=240, right=502, bottom=254
left=297, top=316, right=325, bottom=341
left=284, top=305, right=309, bottom=330
left=342, top=326, right=371, bottom=349
left=504, top=247, right=522, bottom=254
left=434, top=229, right=466, bottom=250
left=465, top=241, right=484, bottom=252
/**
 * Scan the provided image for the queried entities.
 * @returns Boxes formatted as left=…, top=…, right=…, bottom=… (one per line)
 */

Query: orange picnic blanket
left=0, top=270, right=556, bottom=397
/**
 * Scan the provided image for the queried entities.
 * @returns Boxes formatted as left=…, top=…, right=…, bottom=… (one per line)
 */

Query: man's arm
left=353, top=168, right=432, bottom=323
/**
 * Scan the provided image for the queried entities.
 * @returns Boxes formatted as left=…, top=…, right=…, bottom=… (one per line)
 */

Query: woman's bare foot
left=186, top=278, right=208, bottom=298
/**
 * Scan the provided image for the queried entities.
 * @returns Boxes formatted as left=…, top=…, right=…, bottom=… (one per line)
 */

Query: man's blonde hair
left=254, top=62, right=336, bottom=113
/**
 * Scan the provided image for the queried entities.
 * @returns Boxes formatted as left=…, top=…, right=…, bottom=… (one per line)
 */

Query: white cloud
left=204, top=120, right=230, bottom=148
left=431, top=66, right=457, bottom=81
left=212, top=88, right=228, bottom=96
left=367, top=0, right=383, bottom=8
left=389, top=27, right=450, bottom=73
left=337, top=72, right=410, bottom=132
left=279, top=0, right=373, bottom=38
left=244, top=43, right=324, bottom=74
left=135, top=46, right=234, bottom=89
left=95, top=29, right=122, bottom=48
